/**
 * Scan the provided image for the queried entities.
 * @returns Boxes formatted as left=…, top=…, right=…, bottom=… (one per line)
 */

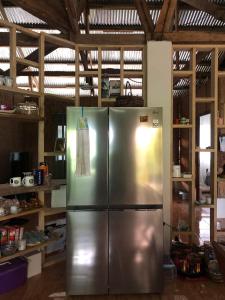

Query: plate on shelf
left=0, top=109, right=16, bottom=114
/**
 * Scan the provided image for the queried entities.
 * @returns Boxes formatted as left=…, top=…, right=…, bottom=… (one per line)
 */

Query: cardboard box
left=25, top=251, right=42, bottom=278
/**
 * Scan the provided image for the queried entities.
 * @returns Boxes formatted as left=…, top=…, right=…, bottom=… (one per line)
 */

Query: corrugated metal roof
left=4, top=7, right=46, bottom=24
left=179, top=9, right=225, bottom=27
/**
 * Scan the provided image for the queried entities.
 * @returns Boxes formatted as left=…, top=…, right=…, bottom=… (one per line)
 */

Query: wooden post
left=10, top=27, right=16, bottom=88
left=98, top=47, right=102, bottom=107
left=191, top=47, right=196, bottom=243
left=120, top=47, right=124, bottom=96
left=75, top=45, right=80, bottom=106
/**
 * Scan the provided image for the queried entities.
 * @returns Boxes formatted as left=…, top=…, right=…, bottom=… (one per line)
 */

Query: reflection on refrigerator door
left=67, top=211, right=108, bottom=295
left=109, top=107, right=163, bottom=206
left=109, top=209, right=163, bottom=294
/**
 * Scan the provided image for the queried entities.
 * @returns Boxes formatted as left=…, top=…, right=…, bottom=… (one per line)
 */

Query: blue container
left=33, top=169, right=43, bottom=185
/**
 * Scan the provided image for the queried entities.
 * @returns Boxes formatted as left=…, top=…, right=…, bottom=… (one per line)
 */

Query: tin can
left=33, top=169, right=43, bottom=185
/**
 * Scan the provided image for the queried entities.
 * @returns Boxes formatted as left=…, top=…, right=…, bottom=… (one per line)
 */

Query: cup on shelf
left=18, top=239, right=26, bottom=251
left=9, top=177, right=21, bottom=187
left=22, top=175, right=34, bottom=187
left=206, top=197, right=212, bottom=205
left=173, top=165, right=181, bottom=177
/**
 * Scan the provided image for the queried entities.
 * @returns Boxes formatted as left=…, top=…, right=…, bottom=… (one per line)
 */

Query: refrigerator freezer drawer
left=109, top=107, right=163, bottom=206
left=109, top=209, right=163, bottom=294
left=67, top=211, right=108, bottom=295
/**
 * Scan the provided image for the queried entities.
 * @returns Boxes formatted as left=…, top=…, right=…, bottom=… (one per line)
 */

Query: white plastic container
left=173, top=165, right=181, bottom=177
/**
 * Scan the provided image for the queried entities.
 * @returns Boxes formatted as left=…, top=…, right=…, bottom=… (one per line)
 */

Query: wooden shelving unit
left=0, top=240, right=54, bottom=264
left=0, top=18, right=144, bottom=265
left=44, top=207, right=66, bottom=217
left=172, top=45, right=221, bottom=244
left=0, top=112, right=42, bottom=122
left=0, top=181, right=62, bottom=197
left=0, top=208, right=42, bottom=222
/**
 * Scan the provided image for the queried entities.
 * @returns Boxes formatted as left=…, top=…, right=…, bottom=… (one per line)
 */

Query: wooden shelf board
left=172, top=231, right=193, bottom=235
left=195, top=97, right=215, bottom=103
left=44, top=152, right=66, bottom=157
left=0, top=208, right=42, bottom=222
left=0, top=240, right=53, bottom=263
left=43, top=251, right=66, bottom=268
left=0, top=180, right=62, bottom=196
left=101, top=98, right=116, bottom=102
left=44, top=93, right=75, bottom=102
left=173, top=70, right=192, bottom=77
left=217, top=178, right=225, bottom=182
left=218, top=71, right=225, bottom=77
left=172, top=124, right=192, bottom=128
left=217, top=125, right=225, bottom=129
left=0, top=86, right=40, bottom=97
left=172, top=177, right=192, bottom=182
left=79, top=70, right=98, bottom=76
left=195, top=204, right=215, bottom=208
left=123, top=71, right=143, bottom=77
left=195, top=148, right=215, bottom=152
left=0, top=112, right=42, bottom=122
left=44, top=207, right=66, bottom=217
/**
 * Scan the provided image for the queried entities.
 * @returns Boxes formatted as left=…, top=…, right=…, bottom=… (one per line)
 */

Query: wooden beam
left=154, top=0, right=177, bottom=38
left=73, top=34, right=145, bottom=45
left=0, top=32, right=68, bottom=47
left=9, top=0, right=70, bottom=33
left=162, top=31, right=225, bottom=44
left=64, top=0, right=80, bottom=33
left=181, top=0, right=225, bottom=22
left=134, top=0, right=154, bottom=40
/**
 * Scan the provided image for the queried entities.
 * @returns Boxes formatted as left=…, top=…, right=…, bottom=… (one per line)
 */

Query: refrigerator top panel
left=67, top=107, right=108, bottom=207
left=109, top=107, right=163, bottom=206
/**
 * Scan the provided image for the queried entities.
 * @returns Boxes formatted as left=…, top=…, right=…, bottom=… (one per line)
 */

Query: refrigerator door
left=109, top=209, right=163, bottom=294
left=67, top=211, right=108, bottom=295
left=67, top=107, right=108, bottom=207
left=109, top=107, right=163, bottom=206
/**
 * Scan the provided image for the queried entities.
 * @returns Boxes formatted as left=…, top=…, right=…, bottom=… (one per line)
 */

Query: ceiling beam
left=73, top=33, right=145, bottom=45
left=64, top=0, right=80, bottom=33
left=180, top=0, right=225, bottom=22
left=9, top=0, right=70, bottom=33
left=134, top=0, right=154, bottom=40
left=162, top=31, right=225, bottom=43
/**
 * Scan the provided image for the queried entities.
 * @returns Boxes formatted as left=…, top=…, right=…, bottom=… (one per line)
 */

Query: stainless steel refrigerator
left=66, top=107, right=163, bottom=295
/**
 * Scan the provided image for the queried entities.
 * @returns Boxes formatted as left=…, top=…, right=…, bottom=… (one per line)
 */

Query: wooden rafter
left=64, top=0, right=80, bottom=33
left=154, top=0, right=177, bottom=39
left=162, top=31, right=225, bottom=43
left=180, top=0, right=225, bottom=22
left=134, top=0, right=154, bottom=40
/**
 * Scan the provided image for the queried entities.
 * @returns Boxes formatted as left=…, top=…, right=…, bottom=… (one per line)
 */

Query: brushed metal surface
left=67, top=107, right=108, bottom=206
left=109, top=209, right=163, bottom=294
left=67, top=211, right=108, bottom=295
left=109, top=107, right=163, bottom=205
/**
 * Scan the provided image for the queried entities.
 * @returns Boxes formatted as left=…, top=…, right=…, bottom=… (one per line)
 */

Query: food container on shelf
left=15, top=101, right=39, bottom=116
